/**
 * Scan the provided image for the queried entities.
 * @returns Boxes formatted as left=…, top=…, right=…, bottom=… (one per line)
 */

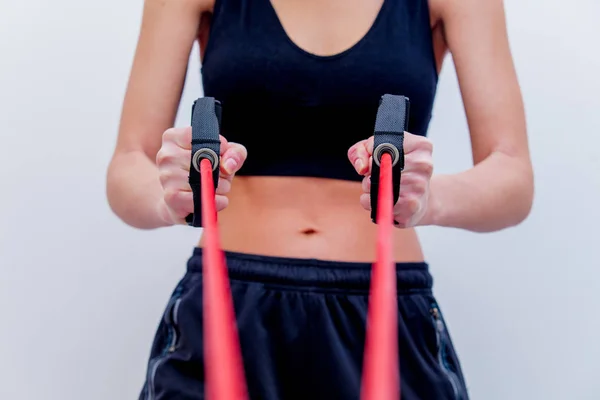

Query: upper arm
left=115, top=0, right=210, bottom=159
left=439, top=0, right=529, bottom=165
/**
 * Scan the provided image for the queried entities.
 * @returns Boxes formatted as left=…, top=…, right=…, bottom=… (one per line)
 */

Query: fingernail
left=224, top=158, right=238, bottom=174
left=354, top=159, right=364, bottom=173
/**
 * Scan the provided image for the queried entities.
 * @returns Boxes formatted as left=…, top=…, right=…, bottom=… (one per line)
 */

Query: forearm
left=106, top=150, right=169, bottom=230
left=423, top=151, right=534, bottom=232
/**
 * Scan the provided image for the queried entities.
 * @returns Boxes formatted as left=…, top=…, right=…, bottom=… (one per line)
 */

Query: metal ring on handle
left=373, top=143, right=401, bottom=168
left=192, top=148, right=219, bottom=173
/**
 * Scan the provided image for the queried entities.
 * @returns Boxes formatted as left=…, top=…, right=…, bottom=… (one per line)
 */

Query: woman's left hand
left=348, top=132, right=435, bottom=228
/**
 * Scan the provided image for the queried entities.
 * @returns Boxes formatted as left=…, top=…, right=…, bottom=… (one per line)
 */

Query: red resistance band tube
left=361, top=152, right=400, bottom=400
left=200, top=157, right=249, bottom=400
left=199, top=149, right=399, bottom=400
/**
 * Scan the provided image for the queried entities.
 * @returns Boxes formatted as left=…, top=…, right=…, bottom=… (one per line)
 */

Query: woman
left=106, top=0, right=533, bottom=398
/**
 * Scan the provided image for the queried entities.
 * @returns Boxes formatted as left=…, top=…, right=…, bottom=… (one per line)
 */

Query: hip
left=139, top=249, right=469, bottom=400
left=198, top=176, right=425, bottom=262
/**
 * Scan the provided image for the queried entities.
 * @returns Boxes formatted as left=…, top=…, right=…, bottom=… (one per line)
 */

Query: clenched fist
left=348, top=132, right=434, bottom=228
left=155, top=126, right=247, bottom=225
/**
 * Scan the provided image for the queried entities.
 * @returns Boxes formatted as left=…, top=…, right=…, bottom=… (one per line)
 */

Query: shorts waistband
left=187, top=248, right=433, bottom=293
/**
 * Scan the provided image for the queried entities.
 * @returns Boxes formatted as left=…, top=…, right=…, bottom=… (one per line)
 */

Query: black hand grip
left=370, top=94, right=410, bottom=224
left=186, top=97, right=222, bottom=227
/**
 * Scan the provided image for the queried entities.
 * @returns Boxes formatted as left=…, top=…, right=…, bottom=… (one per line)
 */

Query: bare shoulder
left=432, top=0, right=528, bottom=163
left=434, top=0, right=512, bottom=59
left=115, top=0, right=216, bottom=158
left=427, top=0, right=509, bottom=46
left=437, top=0, right=507, bottom=21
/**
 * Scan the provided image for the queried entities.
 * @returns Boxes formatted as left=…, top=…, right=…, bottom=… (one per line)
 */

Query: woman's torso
left=195, top=0, right=447, bottom=262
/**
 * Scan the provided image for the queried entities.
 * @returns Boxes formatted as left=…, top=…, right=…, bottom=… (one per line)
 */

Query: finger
left=366, top=155, right=373, bottom=176
left=399, top=170, right=426, bottom=187
left=393, top=196, right=421, bottom=221
left=403, top=132, right=433, bottom=155
left=219, top=134, right=230, bottom=154
left=403, top=151, right=434, bottom=177
left=156, top=144, right=191, bottom=171
left=159, top=170, right=192, bottom=192
left=362, top=175, right=371, bottom=193
left=359, top=193, right=371, bottom=211
left=348, top=138, right=372, bottom=175
left=363, top=161, right=422, bottom=198
left=220, top=142, right=248, bottom=176
left=215, top=176, right=231, bottom=195
left=169, top=190, right=229, bottom=216
left=365, top=136, right=374, bottom=155
left=163, top=127, right=192, bottom=150
left=360, top=188, right=423, bottom=217
left=215, top=195, right=229, bottom=212
left=164, top=190, right=194, bottom=218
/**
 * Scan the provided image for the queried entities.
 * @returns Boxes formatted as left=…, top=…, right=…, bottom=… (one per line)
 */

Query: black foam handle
left=370, top=94, right=410, bottom=224
left=186, top=97, right=222, bottom=227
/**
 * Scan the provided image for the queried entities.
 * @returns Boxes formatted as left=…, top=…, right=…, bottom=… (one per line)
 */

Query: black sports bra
left=200, top=0, right=438, bottom=181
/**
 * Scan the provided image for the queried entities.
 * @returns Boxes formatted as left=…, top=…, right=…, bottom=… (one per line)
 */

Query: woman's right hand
left=155, top=126, right=248, bottom=226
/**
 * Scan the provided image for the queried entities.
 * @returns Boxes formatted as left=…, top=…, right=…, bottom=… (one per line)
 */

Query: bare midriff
left=197, top=176, right=425, bottom=263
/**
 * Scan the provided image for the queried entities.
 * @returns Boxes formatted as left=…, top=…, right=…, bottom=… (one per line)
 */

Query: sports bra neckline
left=263, top=0, right=391, bottom=61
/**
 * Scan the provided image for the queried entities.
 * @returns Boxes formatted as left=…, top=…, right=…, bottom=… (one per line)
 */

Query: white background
left=1, top=0, right=599, bottom=399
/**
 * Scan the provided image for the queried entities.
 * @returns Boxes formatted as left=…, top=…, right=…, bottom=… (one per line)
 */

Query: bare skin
left=107, top=0, right=533, bottom=263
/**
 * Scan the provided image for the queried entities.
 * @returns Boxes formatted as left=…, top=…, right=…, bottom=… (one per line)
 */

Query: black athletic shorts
left=138, top=248, right=469, bottom=399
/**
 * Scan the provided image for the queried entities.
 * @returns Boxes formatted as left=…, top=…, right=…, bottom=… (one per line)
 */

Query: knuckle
left=408, top=197, right=421, bottom=214
left=366, top=136, right=374, bottom=154
left=162, top=128, right=178, bottom=142
left=156, top=146, right=176, bottom=166
left=157, top=146, right=190, bottom=169
left=421, top=159, right=434, bottom=176
left=155, top=148, right=169, bottom=166
left=158, top=171, right=169, bottom=187
left=163, top=189, right=180, bottom=206
left=413, top=158, right=433, bottom=176
left=158, top=168, right=178, bottom=186
left=347, top=146, right=355, bottom=159
left=419, top=137, right=434, bottom=153
left=348, top=143, right=360, bottom=160
left=415, top=181, right=427, bottom=196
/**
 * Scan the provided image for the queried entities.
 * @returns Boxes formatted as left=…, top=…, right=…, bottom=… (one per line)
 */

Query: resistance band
left=187, top=94, right=409, bottom=400
left=200, top=156, right=248, bottom=400
left=188, top=98, right=249, bottom=400
left=362, top=94, right=410, bottom=400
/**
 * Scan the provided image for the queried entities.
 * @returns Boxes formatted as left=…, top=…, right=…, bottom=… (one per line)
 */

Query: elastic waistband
left=187, top=248, right=433, bottom=293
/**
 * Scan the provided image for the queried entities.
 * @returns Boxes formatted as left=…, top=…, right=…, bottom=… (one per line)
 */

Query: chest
left=199, top=0, right=442, bottom=61
left=266, top=0, right=387, bottom=57
left=198, top=0, right=441, bottom=136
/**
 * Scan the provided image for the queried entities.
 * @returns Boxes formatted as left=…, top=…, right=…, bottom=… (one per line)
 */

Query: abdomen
left=200, top=176, right=425, bottom=262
